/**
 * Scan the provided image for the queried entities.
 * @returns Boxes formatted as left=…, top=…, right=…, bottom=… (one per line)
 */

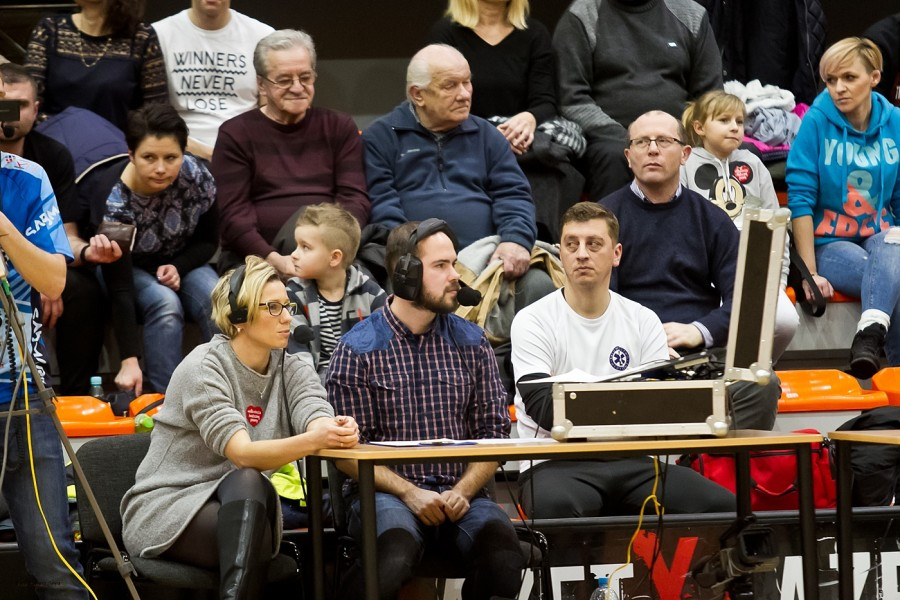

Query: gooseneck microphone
left=457, top=282, right=482, bottom=307
left=291, top=325, right=316, bottom=345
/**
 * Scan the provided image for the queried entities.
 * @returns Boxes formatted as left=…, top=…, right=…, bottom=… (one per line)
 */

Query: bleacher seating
left=775, top=369, right=888, bottom=431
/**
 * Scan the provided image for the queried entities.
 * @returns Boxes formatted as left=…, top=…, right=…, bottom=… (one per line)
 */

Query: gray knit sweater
left=120, top=334, right=334, bottom=558
left=554, top=0, right=723, bottom=142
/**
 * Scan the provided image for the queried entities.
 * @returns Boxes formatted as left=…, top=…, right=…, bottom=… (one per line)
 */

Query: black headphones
left=391, top=218, right=459, bottom=302
left=228, top=264, right=248, bottom=325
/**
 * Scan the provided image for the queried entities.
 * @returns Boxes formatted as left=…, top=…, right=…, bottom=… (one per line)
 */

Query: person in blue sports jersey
left=0, top=71, right=84, bottom=598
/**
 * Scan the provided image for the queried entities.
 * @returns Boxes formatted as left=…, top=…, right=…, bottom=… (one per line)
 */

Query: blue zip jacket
left=362, top=102, right=536, bottom=250
left=787, top=90, right=900, bottom=245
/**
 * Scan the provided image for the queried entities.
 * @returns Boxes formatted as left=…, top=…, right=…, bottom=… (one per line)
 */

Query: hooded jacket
left=787, top=90, right=900, bottom=246
left=285, top=264, right=387, bottom=375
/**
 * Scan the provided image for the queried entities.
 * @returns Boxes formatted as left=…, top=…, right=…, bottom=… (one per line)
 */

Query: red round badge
left=732, top=164, right=751, bottom=184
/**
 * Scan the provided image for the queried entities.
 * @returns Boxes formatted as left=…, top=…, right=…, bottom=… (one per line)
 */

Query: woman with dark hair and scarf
left=96, top=103, right=219, bottom=394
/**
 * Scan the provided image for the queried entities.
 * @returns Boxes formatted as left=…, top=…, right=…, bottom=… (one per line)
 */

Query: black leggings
left=163, top=468, right=278, bottom=569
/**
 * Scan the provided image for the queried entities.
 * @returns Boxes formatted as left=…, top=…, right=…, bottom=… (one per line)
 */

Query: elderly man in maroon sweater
left=212, top=29, right=370, bottom=277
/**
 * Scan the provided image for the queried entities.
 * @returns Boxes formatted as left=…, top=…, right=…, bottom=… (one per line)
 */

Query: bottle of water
left=88, top=376, right=105, bottom=401
left=590, top=576, right=618, bottom=600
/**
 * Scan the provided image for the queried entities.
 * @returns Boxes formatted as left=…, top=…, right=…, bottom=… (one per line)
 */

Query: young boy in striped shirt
left=286, top=204, right=386, bottom=382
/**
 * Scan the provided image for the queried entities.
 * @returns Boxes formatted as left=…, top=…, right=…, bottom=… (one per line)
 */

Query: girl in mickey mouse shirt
left=681, top=90, right=798, bottom=360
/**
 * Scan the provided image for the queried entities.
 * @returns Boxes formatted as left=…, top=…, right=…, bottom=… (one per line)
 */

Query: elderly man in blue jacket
left=363, top=43, right=553, bottom=310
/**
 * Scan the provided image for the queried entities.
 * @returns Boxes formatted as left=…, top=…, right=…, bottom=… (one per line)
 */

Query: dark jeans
left=0, top=411, right=88, bottom=598
left=347, top=492, right=523, bottom=600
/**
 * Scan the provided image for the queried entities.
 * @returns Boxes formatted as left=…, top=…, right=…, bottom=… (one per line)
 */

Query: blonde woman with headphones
left=121, top=255, right=358, bottom=599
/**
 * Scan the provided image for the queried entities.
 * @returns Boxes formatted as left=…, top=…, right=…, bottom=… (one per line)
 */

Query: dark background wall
left=145, top=0, right=898, bottom=59
left=3, top=0, right=897, bottom=61
left=1, top=0, right=897, bottom=124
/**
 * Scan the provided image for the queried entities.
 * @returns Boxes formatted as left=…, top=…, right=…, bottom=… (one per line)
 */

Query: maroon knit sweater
left=212, top=107, right=370, bottom=258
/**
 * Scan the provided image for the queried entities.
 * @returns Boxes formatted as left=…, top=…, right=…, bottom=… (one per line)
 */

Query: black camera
left=691, top=516, right=779, bottom=599
left=0, top=99, right=20, bottom=122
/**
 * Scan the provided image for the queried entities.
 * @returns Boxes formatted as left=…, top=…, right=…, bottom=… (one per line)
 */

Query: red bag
left=688, top=429, right=837, bottom=510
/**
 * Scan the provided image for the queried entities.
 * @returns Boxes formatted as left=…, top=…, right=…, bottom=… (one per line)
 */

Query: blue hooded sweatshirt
left=787, top=90, right=900, bottom=245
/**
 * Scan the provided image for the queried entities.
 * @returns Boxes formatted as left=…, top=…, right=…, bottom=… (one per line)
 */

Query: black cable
left=0, top=315, right=18, bottom=494
left=628, top=455, right=670, bottom=599
left=450, top=324, right=532, bottom=599
left=5, top=310, right=17, bottom=398
left=0, top=290, right=27, bottom=494
left=648, top=457, right=669, bottom=600
left=499, top=462, right=540, bottom=600
left=279, top=349, right=311, bottom=510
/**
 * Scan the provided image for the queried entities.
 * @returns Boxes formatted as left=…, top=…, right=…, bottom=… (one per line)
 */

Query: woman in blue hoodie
left=788, top=37, right=900, bottom=379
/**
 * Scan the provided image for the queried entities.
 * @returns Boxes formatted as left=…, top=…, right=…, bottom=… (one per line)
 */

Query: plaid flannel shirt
left=326, top=298, right=510, bottom=489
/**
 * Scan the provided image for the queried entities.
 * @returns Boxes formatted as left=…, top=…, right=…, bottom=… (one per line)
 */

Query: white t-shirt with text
left=153, top=9, right=274, bottom=148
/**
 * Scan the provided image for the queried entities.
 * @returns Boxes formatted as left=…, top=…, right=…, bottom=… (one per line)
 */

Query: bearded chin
left=415, top=291, right=459, bottom=315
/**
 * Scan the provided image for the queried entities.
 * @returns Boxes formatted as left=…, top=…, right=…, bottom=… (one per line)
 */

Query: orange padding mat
left=55, top=394, right=164, bottom=437
left=785, top=287, right=857, bottom=304
left=778, top=370, right=888, bottom=412
left=871, top=367, right=900, bottom=405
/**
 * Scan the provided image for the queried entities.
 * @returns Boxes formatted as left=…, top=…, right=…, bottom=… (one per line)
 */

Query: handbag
left=686, top=428, right=837, bottom=510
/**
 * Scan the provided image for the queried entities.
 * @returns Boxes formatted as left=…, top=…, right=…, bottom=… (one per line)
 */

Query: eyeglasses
left=258, top=301, right=298, bottom=317
left=628, top=136, right=685, bottom=150
left=261, top=72, right=317, bottom=90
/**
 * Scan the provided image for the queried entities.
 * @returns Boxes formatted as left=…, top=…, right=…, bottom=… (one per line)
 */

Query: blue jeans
left=815, top=229, right=900, bottom=364
left=0, top=410, right=88, bottom=599
left=348, top=492, right=523, bottom=600
left=133, top=265, right=219, bottom=393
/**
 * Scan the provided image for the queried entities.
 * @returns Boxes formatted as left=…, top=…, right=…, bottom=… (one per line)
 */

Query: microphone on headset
left=0, top=124, right=13, bottom=139
left=291, top=324, right=316, bottom=345
left=457, top=281, right=482, bottom=307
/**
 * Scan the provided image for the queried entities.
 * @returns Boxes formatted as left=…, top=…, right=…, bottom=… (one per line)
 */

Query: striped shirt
left=327, top=298, right=510, bottom=489
left=317, top=294, right=342, bottom=370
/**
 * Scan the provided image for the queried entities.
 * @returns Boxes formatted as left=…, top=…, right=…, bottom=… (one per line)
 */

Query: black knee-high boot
left=217, top=499, right=270, bottom=600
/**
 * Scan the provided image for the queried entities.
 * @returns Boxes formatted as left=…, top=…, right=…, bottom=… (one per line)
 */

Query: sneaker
left=850, top=323, right=887, bottom=379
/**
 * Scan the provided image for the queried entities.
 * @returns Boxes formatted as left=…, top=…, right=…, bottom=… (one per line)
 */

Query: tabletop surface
left=829, top=429, right=900, bottom=444
left=312, top=430, right=823, bottom=460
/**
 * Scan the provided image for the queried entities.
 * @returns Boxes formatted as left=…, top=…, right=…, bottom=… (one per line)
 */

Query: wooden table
left=829, top=429, right=900, bottom=600
left=306, top=430, right=823, bottom=600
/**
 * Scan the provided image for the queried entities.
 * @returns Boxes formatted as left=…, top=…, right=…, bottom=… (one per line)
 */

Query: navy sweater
left=601, top=185, right=738, bottom=347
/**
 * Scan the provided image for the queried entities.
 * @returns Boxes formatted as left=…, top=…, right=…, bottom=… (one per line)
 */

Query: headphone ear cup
left=228, top=265, right=249, bottom=325
left=392, top=254, right=423, bottom=301
left=229, top=306, right=248, bottom=325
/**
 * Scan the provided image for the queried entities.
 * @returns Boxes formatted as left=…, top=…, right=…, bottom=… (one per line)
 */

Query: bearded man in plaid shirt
left=326, top=219, right=523, bottom=600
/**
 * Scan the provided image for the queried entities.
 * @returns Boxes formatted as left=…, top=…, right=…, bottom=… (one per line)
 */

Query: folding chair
left=74, top=434, right=301, bottom=594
